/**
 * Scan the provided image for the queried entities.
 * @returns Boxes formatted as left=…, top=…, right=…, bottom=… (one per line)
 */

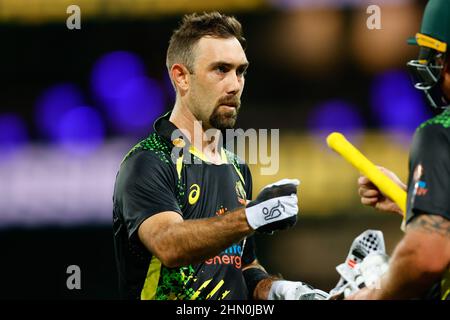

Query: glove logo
left=262, top=200, right=285, bottom=221
left=188, top=184, right=201, bottom=205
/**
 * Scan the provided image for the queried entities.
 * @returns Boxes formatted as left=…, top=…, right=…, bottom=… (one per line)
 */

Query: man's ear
left=171, top=64, right=190, bottom=93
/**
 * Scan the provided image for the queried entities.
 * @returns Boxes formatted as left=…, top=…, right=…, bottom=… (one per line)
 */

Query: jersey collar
left=153, top=111, right=229, bottom=164
left=153, top=111, right=180, bottom=143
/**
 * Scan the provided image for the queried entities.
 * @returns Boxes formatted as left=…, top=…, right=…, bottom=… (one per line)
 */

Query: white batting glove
left=268, top=280, right=330, bottom=300
left=357, top=252, right=389, bottom=288
left=245, top=179, right=299, bottom=234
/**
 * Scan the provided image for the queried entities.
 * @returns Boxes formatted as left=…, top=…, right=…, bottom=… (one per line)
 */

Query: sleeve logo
left=412, top=164, right=428, bottom=197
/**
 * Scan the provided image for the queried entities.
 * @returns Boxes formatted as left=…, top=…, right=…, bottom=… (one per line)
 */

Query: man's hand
left=245, top=179, right=299, bottom=234
left=358, top=166, right=406, bottom=216
left=268, top=280, right=330, bottom=300
left=347, top=215, right=450, bottom=300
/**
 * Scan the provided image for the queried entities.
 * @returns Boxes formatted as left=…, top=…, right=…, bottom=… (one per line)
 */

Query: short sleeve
left=114, top=151, right=182, bottom=238
left=406, top=124, right=450, bottom=224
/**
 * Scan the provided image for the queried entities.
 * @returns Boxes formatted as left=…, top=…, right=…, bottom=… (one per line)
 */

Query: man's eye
left=237, top=69, right=247, bottom=76
left=216, top=66, right=228, bottom=73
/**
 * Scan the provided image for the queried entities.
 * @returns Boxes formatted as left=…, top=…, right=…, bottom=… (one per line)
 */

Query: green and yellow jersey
left=406, top=109, right=450, bottom=300
left=113, top=112, right=256, bottom=300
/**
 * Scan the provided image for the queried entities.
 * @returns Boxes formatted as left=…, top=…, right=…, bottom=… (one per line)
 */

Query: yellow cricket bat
left=326, top=132, right=406, bottom=216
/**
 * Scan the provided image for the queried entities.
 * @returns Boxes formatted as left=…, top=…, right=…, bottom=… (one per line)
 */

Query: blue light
left=307, top=100, right=364, bottom=137
left=111, top=76, right=165, bottom=134
left=163, top=72, right=176, bottom=106
left=35, top=83, right=84, bottom=140
left=56, top=106, right=105, bottom=156
left=370, top=70, right=430, bottom=134
left=90, top=51, right=164, bottom=134
left=91, top=51, right=146, bottom=103
left=0, top=113, right=28, bottom=160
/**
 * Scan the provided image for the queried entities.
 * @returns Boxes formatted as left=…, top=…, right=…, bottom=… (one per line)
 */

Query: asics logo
left=262, top=200, right=285, bottom=221
left=188, top=184, right=200, bottom=205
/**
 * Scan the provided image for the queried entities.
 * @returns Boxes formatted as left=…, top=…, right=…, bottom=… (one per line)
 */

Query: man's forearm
left=156, top=207, right=253, bottom=267
left=370, top=241, right=438, bottom=299
left=348, top=242, right=435, bottom=299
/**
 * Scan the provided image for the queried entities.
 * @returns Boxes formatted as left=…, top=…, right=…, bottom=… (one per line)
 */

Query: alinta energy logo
left=170, top=121, right=279, bottom=176
left=205, top=244, right=242, bottom=269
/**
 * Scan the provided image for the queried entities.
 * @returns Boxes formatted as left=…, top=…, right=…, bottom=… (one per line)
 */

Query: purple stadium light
left=91, top=51, right=146, bottom=103
left=0, top=113, right=28, bottom=161
left=56, top=106, right=105, bottom=156
left=111, top=76, right=165, bottom=134
left=163, top=72, right=176, bottom=106
left=370, top=70, right=430, bottom=135
left=90, top=51, right=164, bottom=135
left=34, top=83, right=85, bottom=141
left=307, top=99, right=364, bottom=139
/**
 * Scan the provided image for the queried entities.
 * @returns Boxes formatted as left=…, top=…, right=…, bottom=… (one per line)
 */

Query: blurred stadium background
left=0, top=0, right=432, bottom=298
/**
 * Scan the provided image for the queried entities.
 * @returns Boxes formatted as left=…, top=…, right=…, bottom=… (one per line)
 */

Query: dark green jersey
left=113, top=112, right=256, bottom=300
left=406, top=109, right=450, bottom=300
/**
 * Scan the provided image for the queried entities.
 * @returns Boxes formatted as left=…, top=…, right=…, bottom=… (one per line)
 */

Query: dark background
left=0, top=0, right=426, bottom=299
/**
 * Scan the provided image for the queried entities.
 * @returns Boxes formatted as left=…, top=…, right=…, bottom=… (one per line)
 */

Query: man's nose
left=225, top=72, right=243, bottom=95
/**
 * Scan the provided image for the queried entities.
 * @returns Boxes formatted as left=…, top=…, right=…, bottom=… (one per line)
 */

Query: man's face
left=187, top=36, right=249, bottom=130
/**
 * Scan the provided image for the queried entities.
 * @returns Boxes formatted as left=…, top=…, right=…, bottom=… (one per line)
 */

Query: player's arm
left=347, top=213, right=450, bottom=299
left=242, top=259, right=276, bottom=300
left=138, top=208, right=250, bottom=268
left=138, top=179, right=300, bottom=268
left=242, top=258, right=329, bottom=300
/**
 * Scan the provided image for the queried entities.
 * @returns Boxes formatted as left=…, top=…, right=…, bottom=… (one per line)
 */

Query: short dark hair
left=166, top=12, right=246, bottom=74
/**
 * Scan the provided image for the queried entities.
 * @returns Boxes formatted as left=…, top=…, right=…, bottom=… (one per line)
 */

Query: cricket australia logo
left=262, top=200, right=285, bottom=221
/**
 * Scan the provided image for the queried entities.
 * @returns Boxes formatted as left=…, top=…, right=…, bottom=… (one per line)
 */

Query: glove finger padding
left=249, top=179, right=299, bottom=205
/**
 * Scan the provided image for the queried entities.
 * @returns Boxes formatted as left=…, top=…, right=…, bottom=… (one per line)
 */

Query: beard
left=208, top=96, right=241, bottom=130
